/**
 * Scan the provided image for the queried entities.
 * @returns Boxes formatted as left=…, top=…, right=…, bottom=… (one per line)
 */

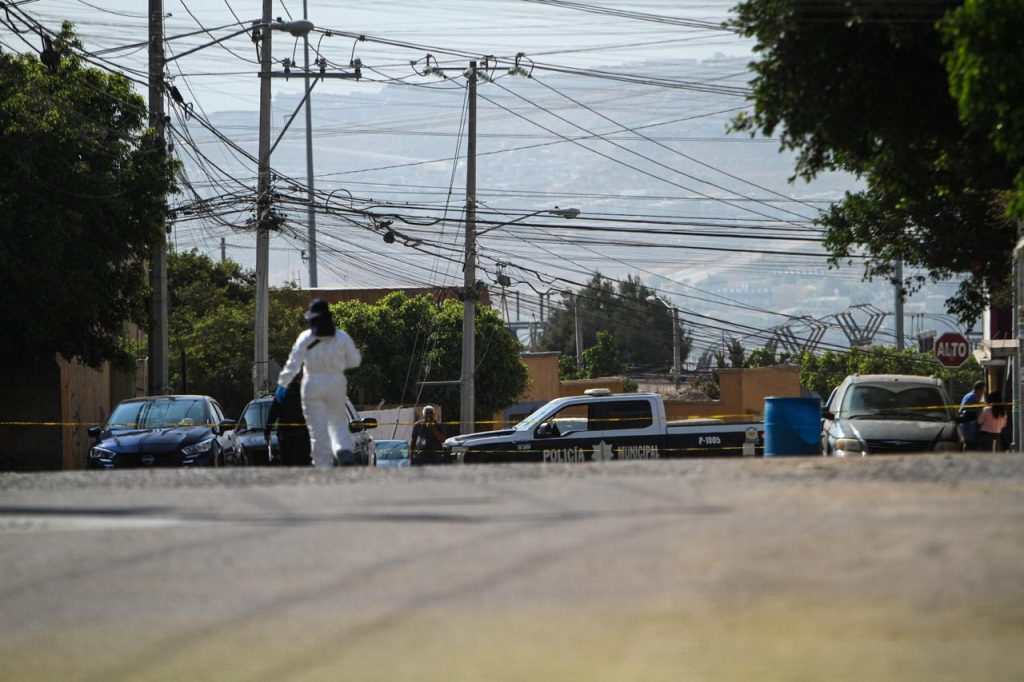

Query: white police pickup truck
left=442, top=389, right=763, bottom=464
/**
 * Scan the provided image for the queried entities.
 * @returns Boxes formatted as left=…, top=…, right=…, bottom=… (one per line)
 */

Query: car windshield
left=514, top=402, right=586, bottom=432
left=241, top=401, right=269, bottom=431
left=107, top=398, right=208, bottom=429
left=841, top=384, right=951, bottom=421
left=376, top=442, right=409, bottom=460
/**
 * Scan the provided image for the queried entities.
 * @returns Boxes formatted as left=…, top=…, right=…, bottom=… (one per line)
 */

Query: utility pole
left=894, top=259, right=905, bottom=351
left=253, top=0, right=273, bottom=397
left=671, top=305, right=681, bottom=387
left=460, top=61, right=477, bottom=435
left=220, top=237, right=226, bottom=264
left=302, top=0, right=317, bottom=288
left=1015, top=227, right=1024, bottom=452
left=574, top=293, right=583, bottom=372
left=147, top=0, right=168, bottom=396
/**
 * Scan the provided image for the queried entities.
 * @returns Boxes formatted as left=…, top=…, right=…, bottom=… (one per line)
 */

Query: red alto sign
left=934, top=332, right=970, bottom=367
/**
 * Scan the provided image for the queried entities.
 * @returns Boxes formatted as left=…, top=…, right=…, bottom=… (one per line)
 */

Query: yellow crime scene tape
left=0, top=402, right=1014, bottom=429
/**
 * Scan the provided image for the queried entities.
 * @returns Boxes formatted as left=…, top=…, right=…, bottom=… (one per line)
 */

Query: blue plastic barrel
left=764, top=397, right=822, bottom=457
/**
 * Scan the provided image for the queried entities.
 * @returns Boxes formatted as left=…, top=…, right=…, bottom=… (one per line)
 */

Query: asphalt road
left=2, top=454, right=1023, bottom=682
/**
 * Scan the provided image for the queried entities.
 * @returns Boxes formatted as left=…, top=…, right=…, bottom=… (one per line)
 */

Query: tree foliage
left=0, top=25, right=177, bottom=366
left=539, top=273, right=692, bottom=371
left=583, top=330, right=626, bottom=378
left=942, top=0, right=1024, bottom=219
left=799, top=345, right=982, bottom=402
left=332, top=294, right=529, bottom=431
left=730, top=1, right=1018, bottom=326
left=167, top=250, right=304, bottom=416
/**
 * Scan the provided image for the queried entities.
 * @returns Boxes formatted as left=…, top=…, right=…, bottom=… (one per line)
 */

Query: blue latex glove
left=273, top=385, right=288, bottom=405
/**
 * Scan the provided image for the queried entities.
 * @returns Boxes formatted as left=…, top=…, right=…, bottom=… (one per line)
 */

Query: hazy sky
left=23, top=0, right=755, bottom=113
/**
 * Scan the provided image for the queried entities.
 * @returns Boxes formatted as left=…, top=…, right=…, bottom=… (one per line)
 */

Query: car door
left=209, top=399, right=237, bottom=460
left=527, top=402, right=606, bottom=463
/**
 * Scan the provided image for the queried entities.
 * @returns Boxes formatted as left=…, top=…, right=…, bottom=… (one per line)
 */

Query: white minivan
left=821, top=374, right=961, bottom=456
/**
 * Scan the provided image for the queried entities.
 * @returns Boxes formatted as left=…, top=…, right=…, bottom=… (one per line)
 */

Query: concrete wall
left=559, top=377, right=626, bottom=398
left=512, top=354, right=801, bottom=427
left=522, top=352, right=561, bottom=402
left=664, top=365, right=802, bottom=423
left=363, top=406, right=417, bottom=442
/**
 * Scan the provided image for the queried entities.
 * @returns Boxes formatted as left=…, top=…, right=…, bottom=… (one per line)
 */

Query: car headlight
left=834, top=438, right=864, bottom=455
left=933, top=441, right=960, bottom=453
left=182, top=438, right=215, bottom=456
left=89, top=446, right=115, bottom=459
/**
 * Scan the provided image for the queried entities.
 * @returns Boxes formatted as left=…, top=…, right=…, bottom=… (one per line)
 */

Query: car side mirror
left=218, top=419, right=236, bottom=433
left=88, top=425, right=101, bottom=439
left=349, top=417, right=378, bottom=433
left=821, top=409, right=834, bottom=421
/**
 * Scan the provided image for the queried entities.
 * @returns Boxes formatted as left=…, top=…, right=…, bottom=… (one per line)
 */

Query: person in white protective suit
left=277, top=299, right=362, bottom=468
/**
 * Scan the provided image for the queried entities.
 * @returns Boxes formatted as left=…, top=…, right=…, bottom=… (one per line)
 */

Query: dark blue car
left=87, top=395, right=241, bottom=468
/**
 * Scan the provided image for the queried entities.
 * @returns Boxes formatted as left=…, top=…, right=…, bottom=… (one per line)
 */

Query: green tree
left=726, top=337, right=746, bottom=368
left=167, top=250, right=304, bottom=416
left=0, top=25, right=176, bottom=366
left=942, top=0, right=1024, bottom=219
left=331, top=295, right=528, bottom=432
left=539, top=273, right=691, bottom=371
left=331, top=292, right=438, bottom=406
left=730, top=1, right=1018, bottom=326
left=745, top=347, right=795, bottom=368
left=583, top=330, right=626, bottom=378
left=799, top=345, right=982, bottom=402
left=558, top=354, right=581, bottom=381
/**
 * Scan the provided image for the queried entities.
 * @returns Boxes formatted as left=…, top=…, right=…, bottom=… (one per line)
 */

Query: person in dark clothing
left=958, top=380, right=987, bottom=450
left=410, top=405, right=445, bottom=466
left=265, top=373, right=311, bottom=466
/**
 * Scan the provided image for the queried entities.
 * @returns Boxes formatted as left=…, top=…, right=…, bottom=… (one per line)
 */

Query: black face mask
left=310, top=316, right=336, bottom=337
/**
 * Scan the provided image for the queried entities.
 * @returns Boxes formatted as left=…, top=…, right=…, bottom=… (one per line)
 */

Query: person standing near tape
left=278, top=299, right=362, bottom=468
left=958, top=380, right=986, bottom=450
left=410, top=405, right=445, bottom=466
left=265, top=372, right=310, bottom=466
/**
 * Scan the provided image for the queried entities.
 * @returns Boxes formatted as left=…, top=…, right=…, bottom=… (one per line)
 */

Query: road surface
left=2, top=453, right=1023, bottom=681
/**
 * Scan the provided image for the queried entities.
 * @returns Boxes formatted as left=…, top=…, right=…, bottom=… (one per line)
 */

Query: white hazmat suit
left=278, top=328, right=362, bottom=468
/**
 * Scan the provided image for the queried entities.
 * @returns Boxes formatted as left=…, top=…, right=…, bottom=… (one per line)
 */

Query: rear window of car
left=241, top=401, right=269, bottom=431
left=593, top=400, right=654, bottom=431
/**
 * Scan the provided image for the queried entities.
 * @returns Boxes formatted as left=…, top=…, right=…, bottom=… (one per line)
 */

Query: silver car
left=821, top=374, right=962, bottom=456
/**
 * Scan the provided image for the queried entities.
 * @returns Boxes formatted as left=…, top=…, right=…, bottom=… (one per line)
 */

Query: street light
left=461, top=206, right=579, bottom=434
left=253, top=11, right=315, bottom=397
left=647, top=294, right=681, bottom=387
left=476, top=207, right=581, bottom=236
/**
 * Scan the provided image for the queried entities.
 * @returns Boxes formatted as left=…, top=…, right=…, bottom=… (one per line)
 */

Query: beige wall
left=558, top=378, right=626, bottom=397
left=518, top=353, right=801, bottom=425
left=521, top=353, right=561, bottom=402
left=664, top=365, right=802, bottom=423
